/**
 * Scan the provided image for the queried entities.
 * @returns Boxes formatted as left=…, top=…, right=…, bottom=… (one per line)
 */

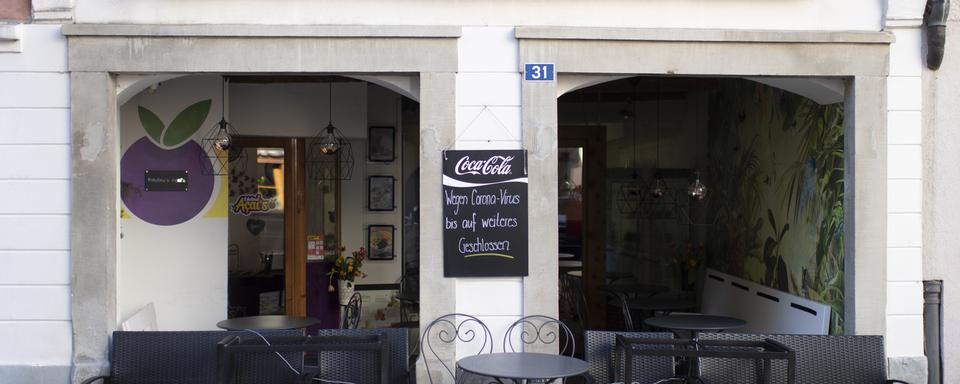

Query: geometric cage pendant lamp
left=200, top=76, right=246, bottom=176
left=309, top=81, right=354, bottom=181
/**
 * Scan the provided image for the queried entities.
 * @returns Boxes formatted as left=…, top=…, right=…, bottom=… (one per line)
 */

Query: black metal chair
left=584, top=330, right=675, bottom=384
left=503, top=315, right=576, bottom=356
left=341, top=291, right=362, bottom=329
left=79, top=330, right=301, bottom=384
left=698, top=333, right=909, bottom=384
left=315, top=328, right=411, bottom=383
left=419, top=313, right=494, bottom=384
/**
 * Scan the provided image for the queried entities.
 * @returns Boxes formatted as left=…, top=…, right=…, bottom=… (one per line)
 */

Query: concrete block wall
left=453, top=26, right=524, bottom=353
left=885, top=25, right=925, bottom=359
left=0, top=23, right=72, bottom=380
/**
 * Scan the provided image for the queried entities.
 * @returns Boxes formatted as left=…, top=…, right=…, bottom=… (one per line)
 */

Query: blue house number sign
left=524, top=63, right=555, bottom=81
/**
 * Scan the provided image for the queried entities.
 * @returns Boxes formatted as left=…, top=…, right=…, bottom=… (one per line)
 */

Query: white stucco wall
left=0, top=24, right=72, bottom=375
left=73, top=0, right=883, bottom=31
left=923, top=2, right=960, bottom=382
left=453, top=26, right=525, bottom=355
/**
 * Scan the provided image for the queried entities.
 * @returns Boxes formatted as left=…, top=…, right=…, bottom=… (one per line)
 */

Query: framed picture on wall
left=368, top=175, right=395, bottom=211
left=368, top=126, right=395, bottom=162
left=368, top=225, right=395, bottom=260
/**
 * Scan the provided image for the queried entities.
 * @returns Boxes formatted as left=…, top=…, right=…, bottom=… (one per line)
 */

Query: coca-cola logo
left=455, top=155, right=515, bottom=176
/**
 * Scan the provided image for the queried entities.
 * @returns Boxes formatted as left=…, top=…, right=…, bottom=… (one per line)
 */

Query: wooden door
left=559, top=126, right=607, bottom=329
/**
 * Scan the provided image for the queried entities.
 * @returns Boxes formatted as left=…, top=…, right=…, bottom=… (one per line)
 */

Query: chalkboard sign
left=443, top=150, right=528, bottom=277
left=144, top=170, right=189, bottom=192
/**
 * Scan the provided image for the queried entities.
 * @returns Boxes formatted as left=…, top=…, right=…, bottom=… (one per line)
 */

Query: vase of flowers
left=672, top=242, right=704, bottom=292
left=328, top=246, right=367, bottom=305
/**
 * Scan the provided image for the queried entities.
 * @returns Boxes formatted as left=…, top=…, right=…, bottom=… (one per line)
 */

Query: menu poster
left=443, top=150, right=528, bottom=277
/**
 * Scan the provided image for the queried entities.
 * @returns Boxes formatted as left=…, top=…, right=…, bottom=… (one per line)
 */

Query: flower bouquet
left=327, top=246, right=367, bottom=304
left=672, top=242, right=704, bottom=292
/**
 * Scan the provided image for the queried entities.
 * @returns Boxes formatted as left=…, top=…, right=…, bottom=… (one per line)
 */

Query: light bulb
left=318, top=124, right=340, bottom=154
left=688, top=173, right=707, bottom=201
left=213, top=123, right=232, bottom=151
left=650, top=178, right=666, bottom=199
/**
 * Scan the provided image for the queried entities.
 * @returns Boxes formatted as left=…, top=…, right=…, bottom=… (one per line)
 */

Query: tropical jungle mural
left=706, top=80, right=846, bottom=334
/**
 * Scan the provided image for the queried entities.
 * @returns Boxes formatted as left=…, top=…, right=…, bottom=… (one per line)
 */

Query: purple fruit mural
left=121, top=100, right=215, bottom=226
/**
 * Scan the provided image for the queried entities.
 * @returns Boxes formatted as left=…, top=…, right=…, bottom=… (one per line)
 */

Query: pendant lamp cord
left=328, top=82, right=333, bottom=126
left=656, top=78, right=661, bottom=171
left=632, top=81, right=639, bottom=179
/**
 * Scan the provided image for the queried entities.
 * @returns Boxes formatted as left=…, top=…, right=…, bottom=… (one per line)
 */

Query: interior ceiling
left=559, top=77, right=720, bottom=102
left=227, top=75, right=362, bottom=83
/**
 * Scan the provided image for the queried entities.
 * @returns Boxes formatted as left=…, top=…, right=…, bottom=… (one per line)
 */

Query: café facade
left=0, top=0, right=946, bottom=382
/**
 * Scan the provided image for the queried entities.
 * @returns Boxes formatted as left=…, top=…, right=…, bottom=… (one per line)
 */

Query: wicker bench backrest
left=699, top=333, right=887, bottom=384
left=110, top=330, right=302, bottom=384
left=584, top=330, right=675, bottom=384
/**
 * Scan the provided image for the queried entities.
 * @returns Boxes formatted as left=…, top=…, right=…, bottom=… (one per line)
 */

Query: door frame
left=559, top=125, right=607, bottom=329
left=233, top=136, right=307, bottom=316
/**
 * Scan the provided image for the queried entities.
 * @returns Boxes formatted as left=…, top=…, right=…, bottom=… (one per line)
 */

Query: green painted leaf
left=162, top=99, right=212, bottom=147
left=138, top=106, right=165, bottom=143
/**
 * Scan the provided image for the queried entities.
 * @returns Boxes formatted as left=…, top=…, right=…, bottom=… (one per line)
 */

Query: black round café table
left=216, top=315, right=322, bottom=331
left=456, top=352, right=588, bottom=384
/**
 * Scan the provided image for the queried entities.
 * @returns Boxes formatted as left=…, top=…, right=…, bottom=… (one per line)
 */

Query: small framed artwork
left=368, top=126, right=396, bottom=162
left=368, top=175, right=395, bottom=211
left=368, top=225, right=395, bottom=260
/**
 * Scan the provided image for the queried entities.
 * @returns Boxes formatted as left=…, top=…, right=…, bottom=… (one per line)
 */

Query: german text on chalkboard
left=443, top=150, right=528, bottom=277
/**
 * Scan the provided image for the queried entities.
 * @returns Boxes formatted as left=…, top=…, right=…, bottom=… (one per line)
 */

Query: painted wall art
left=706, top=80, right=846, bottom=333
left=120, top=100, right=215, bottom=225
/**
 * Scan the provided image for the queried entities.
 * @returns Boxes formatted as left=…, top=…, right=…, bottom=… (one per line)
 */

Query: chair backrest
left=584, top=330, right=675, bottom=384
left=119, top=303, right=157, bottom=332
left=341, top=292, right=362, bottom=329
left=109, top=330, right=300, bottom=384
left=220, top=330, right=310, bottom=384
left=315, top=328, right=409, bottom=384
left=419, top=313, right=493, bottom=384
left=503, top=315, right=575, bottom=356
left=559, top=274, right=588, bottom=331
left=699, top=333, right=888, bottom=384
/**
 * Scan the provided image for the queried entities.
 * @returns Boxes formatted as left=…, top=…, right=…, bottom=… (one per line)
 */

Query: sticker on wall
left=120, top=100, right=215, bottom=226
left=246, top=218, right=266, bottom=236
left=231, top=193, right=279, bottom=215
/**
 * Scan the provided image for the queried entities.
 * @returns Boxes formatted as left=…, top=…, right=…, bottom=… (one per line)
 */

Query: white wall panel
left=456, top=73, right=522, bottom=107
left=886, top=77, right=922, bottom=111
left=887, top=111, right=921, bottom=145
left=458, top=27, right=518, bottom=73
left=0, top=109, right=71, bottom=144
left=888, top=29, right=923, bottom=77
left=0, top=251, right=69, bottom=285
left=886, top=315, right=925, bottom=357
left=456, top=106, right=522, bottom=143
left=887, top=248, right=922, bottom=282
left=0, top=321, right=71, bottom=364
left=0, top=25, right=67, bottom=73
left=887, top=180, right=921, bottom=213
left=0, top=145, right=70, bottom=179
left=886, top=281, right=923, bottom=315
left=0, top=73, right=68, bottom=108
left=887, top=145, right=922, bottom=180
left=0, top=216, right=69, bottom=250
left=0, top=180, right=69, bottom=214
left=887, top=214, right=922, bottom=247
left=455, top=279, right=523, bottom=316
left=0, top=286, right=70, bottom=320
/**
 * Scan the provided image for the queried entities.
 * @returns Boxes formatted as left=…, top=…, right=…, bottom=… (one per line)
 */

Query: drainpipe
left=924, top=0, right=950, bottom=70
left=923, top=280, right=943, bottom=384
